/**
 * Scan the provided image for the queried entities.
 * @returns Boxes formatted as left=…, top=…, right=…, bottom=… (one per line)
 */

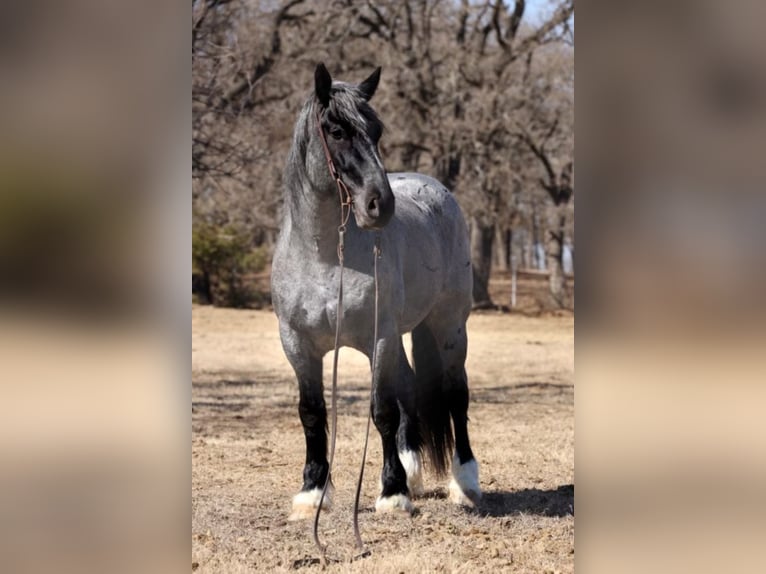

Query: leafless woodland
left=192, top=0, right=574, bottom=309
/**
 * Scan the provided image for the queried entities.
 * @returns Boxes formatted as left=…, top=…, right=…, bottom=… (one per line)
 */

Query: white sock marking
left=398, top=450, right=425, bottom=497
left=448, top=453, right=481, bottom=507
left=375, top=493, right=414, bottom=514
left=289, top=482, right=333, bottom=521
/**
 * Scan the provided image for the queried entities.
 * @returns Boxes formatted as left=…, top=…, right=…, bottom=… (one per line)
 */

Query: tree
left=514, top=41, right=574, bottom=308
left=453, top=1, right=573, bottom=309
left=191, top=0, right=575, bottom=311
left=520, top=127, right=574, bottom=307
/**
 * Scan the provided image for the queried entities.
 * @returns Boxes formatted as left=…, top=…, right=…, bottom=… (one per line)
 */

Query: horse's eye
left=329, top=127, right=345, bottom=140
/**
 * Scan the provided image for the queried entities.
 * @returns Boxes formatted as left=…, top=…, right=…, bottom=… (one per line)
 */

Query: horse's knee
left=297, top=385, right=329, bottom=491
left=298, top=396, right=326, bottom=429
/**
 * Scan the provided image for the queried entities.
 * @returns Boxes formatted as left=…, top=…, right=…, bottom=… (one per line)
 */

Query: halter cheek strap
left=315, top=109, right=352, bottom=237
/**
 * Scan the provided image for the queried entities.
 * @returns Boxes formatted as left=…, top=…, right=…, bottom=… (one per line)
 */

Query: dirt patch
left=192, top=306, right=573, bottom=573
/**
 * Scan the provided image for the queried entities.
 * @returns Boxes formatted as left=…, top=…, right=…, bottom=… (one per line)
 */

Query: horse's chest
left=278, top=265, right=374, bottom=344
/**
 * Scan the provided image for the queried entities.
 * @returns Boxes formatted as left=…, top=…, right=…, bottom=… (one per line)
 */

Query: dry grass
left=192, top=305, right=573, bottom=573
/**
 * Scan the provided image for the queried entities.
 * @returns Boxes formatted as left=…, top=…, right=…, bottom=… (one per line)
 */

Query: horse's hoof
left=375, top=493, right=414, bottom=514
left=448, top=456, right=482, bottom=508
left=288, top=484, right=333, bottom=521
left=448, top=478, right=482, bottom=507
left=399, top=450, right=425, bottom=498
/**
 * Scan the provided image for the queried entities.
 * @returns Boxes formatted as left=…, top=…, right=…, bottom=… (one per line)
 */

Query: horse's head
left=312, top=63, right=394, bottom=230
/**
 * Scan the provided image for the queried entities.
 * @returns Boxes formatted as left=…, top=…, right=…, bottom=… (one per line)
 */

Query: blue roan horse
left=271, top=64, right=480, bottom=519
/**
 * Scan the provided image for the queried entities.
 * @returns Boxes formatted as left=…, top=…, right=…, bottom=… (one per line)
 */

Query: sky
left=524, top=0, right=562, bottom=26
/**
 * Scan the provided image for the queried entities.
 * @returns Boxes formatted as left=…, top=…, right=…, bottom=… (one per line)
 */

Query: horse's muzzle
left=354, top=187, right=394, bottom=230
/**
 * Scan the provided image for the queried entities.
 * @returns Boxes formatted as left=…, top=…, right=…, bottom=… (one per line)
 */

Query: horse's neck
left=283, top=119, right=348, bottom=261
left=284, top=182, right=345, bottom=262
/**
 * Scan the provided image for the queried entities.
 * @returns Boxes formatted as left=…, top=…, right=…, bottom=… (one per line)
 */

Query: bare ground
left=192, top=305, right=573, bottom=573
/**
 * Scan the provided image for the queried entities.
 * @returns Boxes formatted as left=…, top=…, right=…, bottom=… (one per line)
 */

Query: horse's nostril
left=368, top=197, right=379, bottom=215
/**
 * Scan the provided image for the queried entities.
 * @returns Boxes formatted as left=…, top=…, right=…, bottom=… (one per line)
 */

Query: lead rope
left=312, top=108, right=353, bottom=566
left=313, top=181, right=351, bottom=568
left=352, top=233, right=381, bottom=553
left=312, top=107, right=380, bottom=564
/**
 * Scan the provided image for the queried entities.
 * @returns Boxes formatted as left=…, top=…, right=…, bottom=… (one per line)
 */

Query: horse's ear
left=358, top=67, right=381, bottom=101
left=314, top=63, right=332, bottom=107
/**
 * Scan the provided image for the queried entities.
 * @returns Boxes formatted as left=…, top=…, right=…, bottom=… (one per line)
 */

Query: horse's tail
left=412, top=323, right=454, bottom=477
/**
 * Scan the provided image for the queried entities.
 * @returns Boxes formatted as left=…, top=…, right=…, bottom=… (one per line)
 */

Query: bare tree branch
left=507, top=0, right=525, bottom=41
left=220, top=0, right=307, bottom=110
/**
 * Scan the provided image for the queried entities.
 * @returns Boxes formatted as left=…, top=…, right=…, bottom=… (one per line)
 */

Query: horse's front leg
left=279, top=325, right=332, bottom=521
left=372, top=335, right=414, bottom=514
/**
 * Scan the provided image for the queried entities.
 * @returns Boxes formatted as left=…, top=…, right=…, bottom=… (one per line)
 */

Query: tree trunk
left=546, top=232, right=565, bottom=308
left=532, top=208, right=545, bottom=270
left=470, top=218, right=495, bottom=309
left=193, top=269, right=213, bottom=305
left=523, top=232, right=531, bottom=269
left=494, top=226, right=509, bottom=271
left=511, top=252, right=517, bottom=310
left=546, top=210, right=569, bottom=309
left=436, top=152, right=461, bottom=191
left=400, top=143, right=422, bottom=172
left=568, top=244, right=574, bottom=273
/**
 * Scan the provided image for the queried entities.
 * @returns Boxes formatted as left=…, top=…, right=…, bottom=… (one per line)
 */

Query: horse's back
left=387, top=172, right=466, bottom=234
left=386, top=172, right=472, bottom=326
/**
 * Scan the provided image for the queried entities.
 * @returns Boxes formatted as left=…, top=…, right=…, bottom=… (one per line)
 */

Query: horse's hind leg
left=447, top=363, right=481, bottom=506
left=372, top=336, right=415, bottom=514
left=396, top=356, right=424, bottom=497
left=416, top=314, right=481, bottom=507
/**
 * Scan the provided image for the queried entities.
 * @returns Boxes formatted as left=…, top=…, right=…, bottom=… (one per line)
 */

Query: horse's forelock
left=326, top=83, right=384, bottom=137
left=290, top=83, right=384, bottom=172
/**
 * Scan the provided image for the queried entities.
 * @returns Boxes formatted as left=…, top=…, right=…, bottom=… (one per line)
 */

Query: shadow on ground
left=478, top=484, right=573, bottom=517
left=472, top=381, right=573, bottom=406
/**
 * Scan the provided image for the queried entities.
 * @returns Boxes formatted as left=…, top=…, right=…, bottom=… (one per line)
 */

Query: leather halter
left=314, top=109, right=352, bottom=239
